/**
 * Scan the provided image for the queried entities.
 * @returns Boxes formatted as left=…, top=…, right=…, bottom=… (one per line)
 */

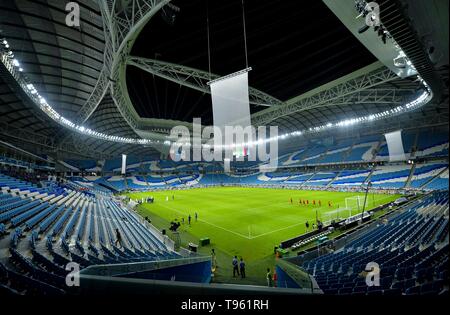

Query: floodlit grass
left=126, top=187, right=400, bottom=262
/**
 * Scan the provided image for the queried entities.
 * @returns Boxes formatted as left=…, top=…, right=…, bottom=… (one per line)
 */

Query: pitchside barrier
left=286, top=195, right=420, bottom=266
left=344, top=195, right=368, bottom=214
left=316, top=196, right=370, bottom=225
left=321, top=207, right=351, bottom=226
left=280, top=204, right=372, bottom=250
left=280, top=227, right=335, bottom=249
left=338, top=211, right=372, bottom=229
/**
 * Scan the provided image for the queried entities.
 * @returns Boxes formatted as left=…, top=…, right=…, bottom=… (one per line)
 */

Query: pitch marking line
left=157, top=202, right=252, bottom=240
left=170, top=195, right=291, bottom=213
left=250, top=204, right=339, bottom=239
left=249, top=221, right=306, bottom=239
left=149, top=195, right=395, bottom=241
left=156, top=201, right=317, bottom=240
left=249, top=196, right=394, bottom=239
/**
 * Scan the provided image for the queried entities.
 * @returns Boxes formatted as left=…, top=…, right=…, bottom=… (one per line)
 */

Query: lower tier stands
left=0, top=173, right=209, bottom=295
left=297, top=191, right=449, bottom=295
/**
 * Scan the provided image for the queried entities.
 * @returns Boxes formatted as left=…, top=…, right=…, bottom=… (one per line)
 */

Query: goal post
left=321, top=207, right=351, bottom=226
left=345, top=196, right=368, bottom=215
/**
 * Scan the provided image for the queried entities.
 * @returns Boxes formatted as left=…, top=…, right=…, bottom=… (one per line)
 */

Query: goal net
left=345, top=196, right=368, bottom=215
left=319, top=196, right=369, bottom=226
left=321, top=208, right=351, bottom=226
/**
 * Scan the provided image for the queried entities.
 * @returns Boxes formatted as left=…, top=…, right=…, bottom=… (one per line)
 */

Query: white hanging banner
left=384, top=130, right=406, bottom=162
left=209, top=68, right=252, bottom=156
left=121, top=154, right=127, bottom=175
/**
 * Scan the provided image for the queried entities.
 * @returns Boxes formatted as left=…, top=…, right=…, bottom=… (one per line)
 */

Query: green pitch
left=126, top=187, right=400, bottom=261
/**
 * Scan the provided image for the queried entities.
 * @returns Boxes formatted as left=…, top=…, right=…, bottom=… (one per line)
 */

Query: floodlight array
left=0, top=37, right=432, bottom=150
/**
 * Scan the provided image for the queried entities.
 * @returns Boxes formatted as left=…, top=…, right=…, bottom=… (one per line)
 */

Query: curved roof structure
left=0, top=0, right=448, bottom=159
left=0, top=0, right=105, bottom=117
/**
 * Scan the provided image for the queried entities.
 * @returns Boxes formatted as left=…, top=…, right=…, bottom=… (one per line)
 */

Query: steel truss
left=74, top=0, right=173, bottom=128
left=127, top=57, right=284, bottom=107
left=109, top=0, right=173, bottom=132
left=57, top=0, right=173, bottom=147
left=251, top=67, right=402, bottom=126
left=304, top=89, right=411, bottom=109
left=74, top=1, right=428, bottom=142
left=1, top=0, right=435, bottom=152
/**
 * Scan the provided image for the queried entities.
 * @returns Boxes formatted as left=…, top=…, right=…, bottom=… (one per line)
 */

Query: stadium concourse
left=0, top=0, right=448, bottom=300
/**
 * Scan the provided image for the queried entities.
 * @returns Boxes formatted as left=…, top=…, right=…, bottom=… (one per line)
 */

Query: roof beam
left=127, top=56, right=284, bottom=107
left=109, top=0, right=194, bottom=134
left=251, top=65, right=400, bottom=126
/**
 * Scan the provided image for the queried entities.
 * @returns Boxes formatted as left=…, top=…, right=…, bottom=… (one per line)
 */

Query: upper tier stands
left=409, top=163, right=448, bottom=189
left=103, top=157, right=122, bottom=172
left=1, top=156, right=42, bottom=170
left=64, top=160, right=97, bottom=171
left=415, top=130, right=449, bottom=158
left=298, top=191, right=449, bottom=295
left=332, top=170, right=372, bottom=186
left=278, top=129, right=448, bottom=167
left=303, top=172, right=339, bottom=186
left=375, top=131, right=416, bottom=161
left=369, top=165, right=413, bottom=188
left=423, top=169, right=449, bottom=191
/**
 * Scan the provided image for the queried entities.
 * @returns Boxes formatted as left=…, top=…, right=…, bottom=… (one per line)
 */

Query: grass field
left=126, top=187, right=400, bottom=262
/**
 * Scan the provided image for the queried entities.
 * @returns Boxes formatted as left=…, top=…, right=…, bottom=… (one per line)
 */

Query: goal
left=321, top=207, right=351, bottom=226
left=345, top=196, right=368, bottom=215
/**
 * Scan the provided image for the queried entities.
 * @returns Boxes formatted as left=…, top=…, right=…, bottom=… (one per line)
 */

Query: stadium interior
left=0, top=0, right=448, bottom=299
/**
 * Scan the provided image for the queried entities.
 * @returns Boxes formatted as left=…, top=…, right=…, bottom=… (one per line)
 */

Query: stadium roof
left=0, top=0, right=104, bottom=118
left=0, top=0, right=448, bottom=159
left=128, top=0, right=377, bottom=124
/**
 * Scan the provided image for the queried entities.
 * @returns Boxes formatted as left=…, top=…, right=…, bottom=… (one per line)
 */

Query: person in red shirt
left=272, top=268, right=278, bottom=287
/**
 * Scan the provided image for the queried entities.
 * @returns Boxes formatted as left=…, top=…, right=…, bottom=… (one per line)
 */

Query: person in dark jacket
left=115, top=228, right=122, bottom=247
left=239, top=258, right=246, bottom=279
left=232, top=256, right=240, bottom=277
